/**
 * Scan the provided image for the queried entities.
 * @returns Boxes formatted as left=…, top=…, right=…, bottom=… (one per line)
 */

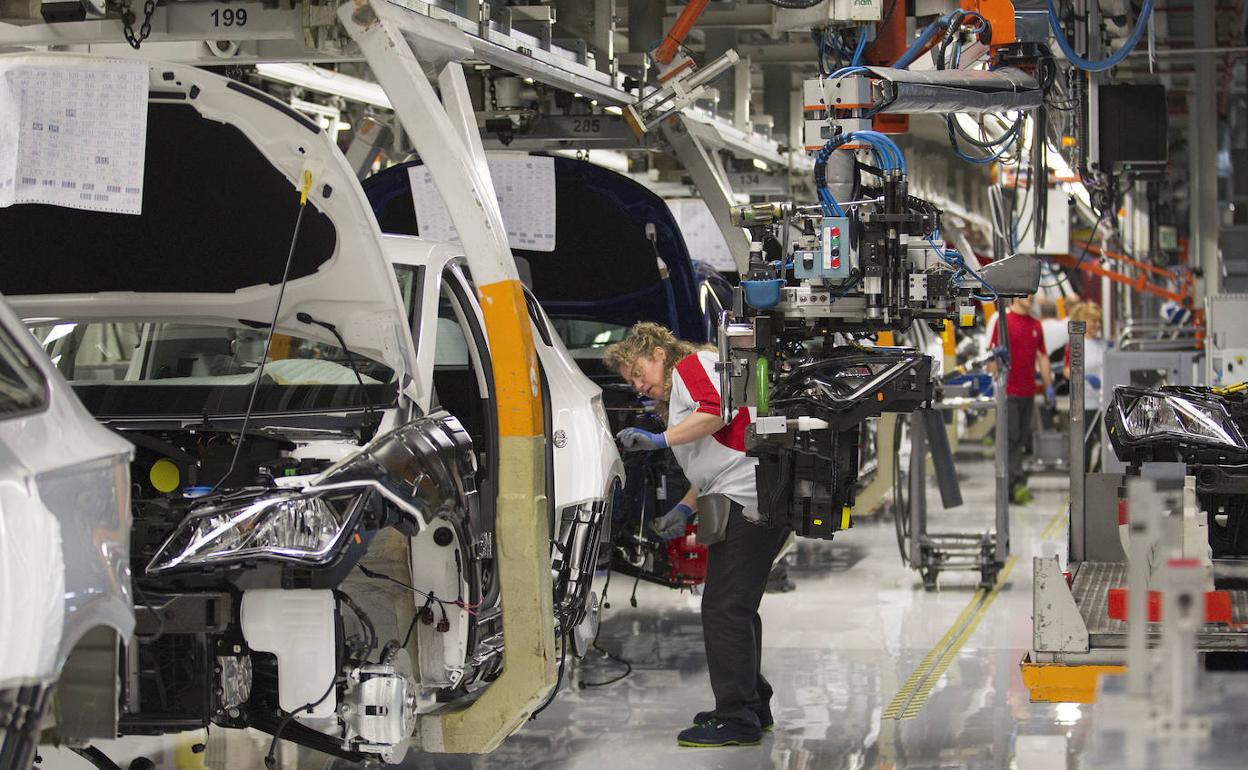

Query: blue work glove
left=1044, top=384, right=1056, bottom=405
left=1087, top=374, right=1102, bottom=390
left=616, top=427, right=668, bottom=452
left=652, top=503, right=694, bottom=540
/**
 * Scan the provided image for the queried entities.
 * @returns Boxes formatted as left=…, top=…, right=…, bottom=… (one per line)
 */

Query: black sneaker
left=766, top=575, right=796, bottom=593
left=677, top=720, right=763, bottom=748
left=693, top=706, right=773, bottom=731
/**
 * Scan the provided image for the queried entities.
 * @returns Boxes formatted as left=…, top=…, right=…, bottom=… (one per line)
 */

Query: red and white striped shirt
left=668, top=351, right=758, bottom=511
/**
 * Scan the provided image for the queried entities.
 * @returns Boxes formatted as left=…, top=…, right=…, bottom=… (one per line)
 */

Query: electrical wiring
left=948, top=113, right=1018, bottom=150
left=894, top=9, right=987, bottom=69
left=814, top=27, right=852, bottom=76
left=1045, top=0, right=1156, bottom=73
left=529, top=631, right=569, bottom=719
left=927, top=235, right=1000, bottom=303
left=579, top=641, right=634, bottom=688
left=264, top=675, right=339, bottom=769
left=356, top=564, right=480, bottom=615
left=947, top=112, right=1023, bottom=165
left=334, top=590, right=377, bottom=665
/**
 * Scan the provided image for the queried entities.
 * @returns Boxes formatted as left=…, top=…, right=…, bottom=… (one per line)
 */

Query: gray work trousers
left=1007, top=395, right=1036, bottom=492
left=701, top=503, right=789, bottom=729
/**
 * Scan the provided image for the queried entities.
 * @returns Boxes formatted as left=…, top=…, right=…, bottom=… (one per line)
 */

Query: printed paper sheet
left=666, top=197, right=738, bottom=272
left=0, top=57, right=149, bottom=215
left=408, top=155, right=557, bottom=251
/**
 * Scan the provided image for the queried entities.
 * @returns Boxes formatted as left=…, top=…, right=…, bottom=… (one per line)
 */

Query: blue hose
left=850, top=130, right=907, bottom=174
left=851, top=27, right=869, bottom=66
left=894, top=10, right=965, bottom=69
left=814, top=130, right=907, bottom=216
left=830, top=65, right=870, bottom=79
left=1045, top=0, right=1155, bottom=72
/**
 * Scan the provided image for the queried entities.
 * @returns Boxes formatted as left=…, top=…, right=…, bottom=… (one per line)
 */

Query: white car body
left=385, top=237, right=623, bottom=520
left=0, top=53, right=619, bottom=762
left=0, top=293, right=133, bottom=765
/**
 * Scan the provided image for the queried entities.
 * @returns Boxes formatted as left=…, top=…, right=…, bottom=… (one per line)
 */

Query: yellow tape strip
left=883, top=587, right=987, bottom=719
left=1040, top=498, right=1070, bottom=541
left=887, top=497, right=1061, bottom=720
left=898, top=555, right=1018, bottom=719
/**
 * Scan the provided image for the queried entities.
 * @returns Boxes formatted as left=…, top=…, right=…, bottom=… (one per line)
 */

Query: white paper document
left=667, top=197, right=739, bottom=272
left=408, top=155, right=557, bottom=251
left=0, top=57, right=149, bottom=215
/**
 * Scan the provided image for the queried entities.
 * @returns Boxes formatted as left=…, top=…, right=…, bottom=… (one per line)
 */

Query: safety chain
left=121, top=0, right=156, bottom=50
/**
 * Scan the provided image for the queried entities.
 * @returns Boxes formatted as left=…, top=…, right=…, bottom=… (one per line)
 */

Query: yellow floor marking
left=883, top=586, right=988, bottom=719
left=1040, top=501, right=1068, bottom=541
left=898, top=555, right=1018, bottom=719
left=889, top=498, right=1062, bottom=720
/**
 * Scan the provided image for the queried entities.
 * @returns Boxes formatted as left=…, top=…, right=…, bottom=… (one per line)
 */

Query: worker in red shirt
left=990, top=295, right=1054, bottom=505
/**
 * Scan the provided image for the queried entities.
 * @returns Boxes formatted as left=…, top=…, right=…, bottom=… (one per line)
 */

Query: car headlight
left=147, top=489, right=366, bottom=574
left=1118, top=391, right=1246, bottom=450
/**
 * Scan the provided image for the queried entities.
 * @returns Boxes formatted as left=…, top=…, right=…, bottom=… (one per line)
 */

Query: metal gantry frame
left=338, top=1, right=553, bottom=753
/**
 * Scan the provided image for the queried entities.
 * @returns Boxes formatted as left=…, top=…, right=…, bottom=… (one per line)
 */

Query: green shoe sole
left=677, top=738, right=762, bottom=748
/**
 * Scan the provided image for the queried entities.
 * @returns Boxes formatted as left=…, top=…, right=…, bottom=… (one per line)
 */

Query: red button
left=831, top=227, right=841, bottom=237
left=831, top=257, right=841, bottom=268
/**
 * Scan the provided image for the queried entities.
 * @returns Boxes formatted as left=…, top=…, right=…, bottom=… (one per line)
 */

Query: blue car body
left=362, top=155, right=722, bottom=344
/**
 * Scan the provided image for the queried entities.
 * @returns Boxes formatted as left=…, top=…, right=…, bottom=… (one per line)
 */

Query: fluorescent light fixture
left=255, top=63, right=392, bottom=109
left=752, top=158, right=768, bottom=171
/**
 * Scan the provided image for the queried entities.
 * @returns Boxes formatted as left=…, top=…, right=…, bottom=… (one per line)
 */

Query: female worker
left=603, top=322, right=788, bottom=749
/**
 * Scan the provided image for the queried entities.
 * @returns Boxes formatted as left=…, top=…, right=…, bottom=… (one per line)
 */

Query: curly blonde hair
left=1069, top=303, right=1103, bottom=324
left=603, top=322, right=702, bottom=406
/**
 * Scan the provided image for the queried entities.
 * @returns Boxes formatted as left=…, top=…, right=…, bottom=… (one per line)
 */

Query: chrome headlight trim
left=1114, top=388, right=1247, bottom=451
left=146, top=486, right=368, bottom=574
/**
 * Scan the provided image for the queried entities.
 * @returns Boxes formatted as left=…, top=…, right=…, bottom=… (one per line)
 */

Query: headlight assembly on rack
left=147, top=488, right=368, bottom=574
left=1113, top=387, right=1247, bottom=452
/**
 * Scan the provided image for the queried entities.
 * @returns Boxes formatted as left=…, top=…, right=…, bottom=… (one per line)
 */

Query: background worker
left=604, top=322, right=788, bottom=749
left=990, top=294, right=1054, bottom=505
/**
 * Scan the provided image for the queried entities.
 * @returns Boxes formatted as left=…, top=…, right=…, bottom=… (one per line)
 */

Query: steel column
left=1069, top=320, right=1086, bottom=562
left=909, top=412, right=927, bottom=568
left=1193, top=0, right=1220, bottom=300
left=662, top=114, right=751, bottom=274
left=994, top=348, right=1010, bottom=564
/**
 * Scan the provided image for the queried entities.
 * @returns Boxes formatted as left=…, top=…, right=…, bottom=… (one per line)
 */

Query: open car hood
left=362, top=153, right=709, bottom=343
left=0, top=54, right=414, bottom=376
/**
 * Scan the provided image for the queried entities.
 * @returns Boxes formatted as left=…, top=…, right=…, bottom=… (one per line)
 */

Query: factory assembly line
left=0, top=0, right=1243, bottom=768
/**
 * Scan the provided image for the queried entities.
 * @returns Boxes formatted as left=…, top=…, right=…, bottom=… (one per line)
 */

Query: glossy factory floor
left=43, top=455, right=1085, bottom=770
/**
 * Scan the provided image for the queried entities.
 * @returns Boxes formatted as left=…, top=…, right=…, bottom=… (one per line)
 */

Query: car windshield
left=30, top=321, right=394, bottom=418
left=0, top=321, right=47, bottom=417
left=547, top=318, right=630, bottom=359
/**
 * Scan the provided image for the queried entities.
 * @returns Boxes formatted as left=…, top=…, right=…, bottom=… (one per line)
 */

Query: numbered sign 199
left=211, top=6, right=247, bottom=26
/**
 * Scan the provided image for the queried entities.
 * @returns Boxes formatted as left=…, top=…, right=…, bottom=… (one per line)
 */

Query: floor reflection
left=302, top=462, right=1090, bottom=770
